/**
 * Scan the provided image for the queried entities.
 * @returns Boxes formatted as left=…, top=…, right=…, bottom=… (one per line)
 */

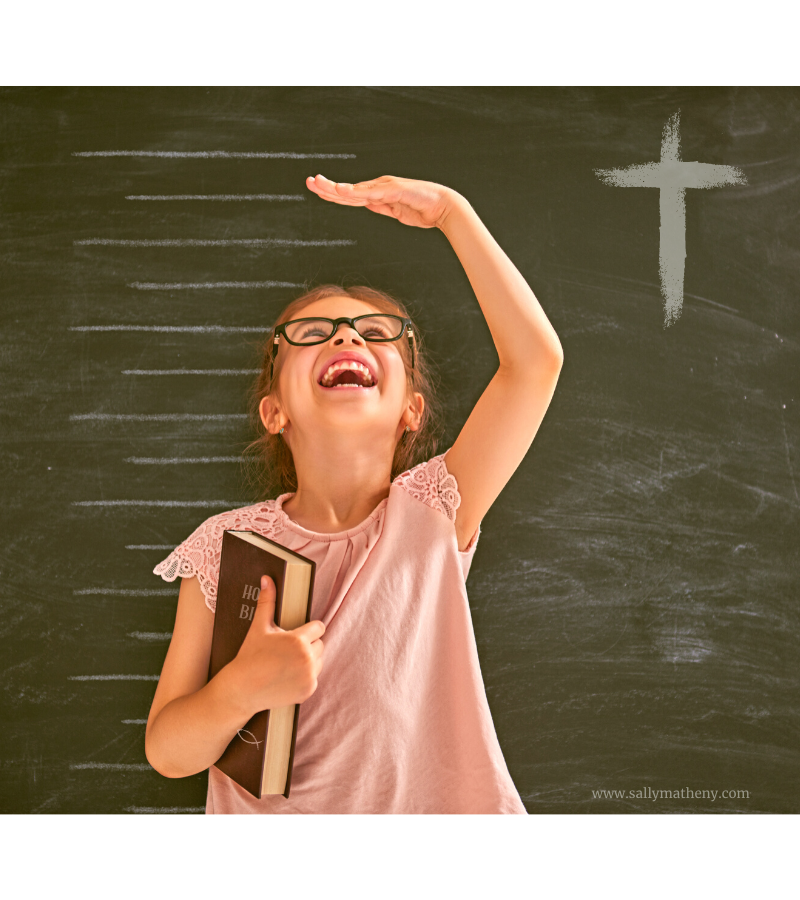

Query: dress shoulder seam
left=392, top=451, right=461, bottom=524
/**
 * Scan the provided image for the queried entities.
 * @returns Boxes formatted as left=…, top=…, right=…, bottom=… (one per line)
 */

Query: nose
left=332, top=323, right=365, bottom=346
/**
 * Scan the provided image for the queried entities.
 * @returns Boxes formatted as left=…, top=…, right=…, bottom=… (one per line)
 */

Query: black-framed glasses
left=269, top=315, right=416, bottom=383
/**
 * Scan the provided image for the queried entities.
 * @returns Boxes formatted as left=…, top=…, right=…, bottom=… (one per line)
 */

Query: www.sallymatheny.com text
left=592, top=788, right=750, bottom=802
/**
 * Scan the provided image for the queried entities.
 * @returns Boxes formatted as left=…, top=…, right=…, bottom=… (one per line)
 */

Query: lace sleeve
left=153, top=520, right=222, bottom=613
left=395, top=449, right=471, bottom=520
left=152, top=503, right=283, bottom=613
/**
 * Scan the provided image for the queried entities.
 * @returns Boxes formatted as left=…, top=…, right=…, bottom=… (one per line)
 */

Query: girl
left=146, top=174, right=563, bottom=814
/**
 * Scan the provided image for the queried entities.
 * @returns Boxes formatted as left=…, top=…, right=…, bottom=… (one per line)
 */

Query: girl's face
left=260, top=296, right=423, bottom=441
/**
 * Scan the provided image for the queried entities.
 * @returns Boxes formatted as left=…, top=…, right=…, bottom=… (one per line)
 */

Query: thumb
left=251, top=575, right=279, bottom=630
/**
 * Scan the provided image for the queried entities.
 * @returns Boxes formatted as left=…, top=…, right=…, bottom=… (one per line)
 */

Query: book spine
left=282, top=559, right=315, bottom=799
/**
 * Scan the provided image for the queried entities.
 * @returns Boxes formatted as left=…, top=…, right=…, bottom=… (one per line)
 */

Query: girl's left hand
left=306, top=174, right=458, bottom=229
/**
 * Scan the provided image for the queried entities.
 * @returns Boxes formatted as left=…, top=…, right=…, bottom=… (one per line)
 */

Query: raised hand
left=228, top=575, right=326, bottom=716
left=306, top=173, right=457, bottom=229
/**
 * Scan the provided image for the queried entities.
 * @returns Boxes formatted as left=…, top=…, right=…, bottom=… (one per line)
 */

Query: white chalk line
left=125, top=457, right=243, bottom=464
left=72, top=500, right=238, bottom=509
left=122, top=369, right=259, bottom=376
left=75, top=238, right=355, bottom=247
left=126, top=194, right=305, bottom=201
left=126, top=544, right=177, bottom=549
left=69, top=675, right=159, bottom=681
left=122, top=719, right=148, bottom=725
left=128, top=632, right=172, bottom=641
left=73, top=500, right=240, bottom=507
left=128, top=281, right=303, bottom=290
left=73, top=588, right=175, bottom=596
left=70, top=763, right=153, bottom=770
left=72, top=326, right=266, bottom=333
left=125, top=194, right=306, bottom=203
left=73, top=151, right=355, bottom=159
left=71, top=413, right=247, bottom=421
left=126, top=807, right=205, bottom=813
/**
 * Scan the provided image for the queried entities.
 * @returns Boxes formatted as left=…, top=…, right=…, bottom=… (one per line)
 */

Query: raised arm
left=435, top=192, right=563, bottom=550
left=307, top=174, right=563, bottom=550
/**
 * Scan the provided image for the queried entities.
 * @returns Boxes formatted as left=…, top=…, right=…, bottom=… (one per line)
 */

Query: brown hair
left=242, top=284, right=444, bottom=500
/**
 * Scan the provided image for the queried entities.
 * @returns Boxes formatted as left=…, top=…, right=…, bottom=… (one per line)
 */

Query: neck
left=281, top=429, right=399, bottom=533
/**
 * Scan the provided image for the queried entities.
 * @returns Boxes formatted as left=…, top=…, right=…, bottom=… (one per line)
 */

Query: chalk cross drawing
left=594, top=110, right=747, bottom=327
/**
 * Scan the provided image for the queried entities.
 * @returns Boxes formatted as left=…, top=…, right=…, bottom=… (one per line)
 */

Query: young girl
left=146, top=174, right=563, bottom=814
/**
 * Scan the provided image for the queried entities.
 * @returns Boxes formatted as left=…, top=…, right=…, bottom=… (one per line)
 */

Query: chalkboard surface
left=1, top=87, right=797, bottom=814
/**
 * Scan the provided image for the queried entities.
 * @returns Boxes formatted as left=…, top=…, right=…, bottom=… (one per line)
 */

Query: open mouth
left=318, top=360, right=376, bottom=389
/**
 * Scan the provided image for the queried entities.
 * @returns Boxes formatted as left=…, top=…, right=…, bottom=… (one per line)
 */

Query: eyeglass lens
left=285, top=316, right=404, bottom=344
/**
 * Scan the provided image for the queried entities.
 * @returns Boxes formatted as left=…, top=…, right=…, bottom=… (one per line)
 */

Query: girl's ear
left=407, top=391, right=425, bottom=429
left=258, top=395, right=283, bottom=433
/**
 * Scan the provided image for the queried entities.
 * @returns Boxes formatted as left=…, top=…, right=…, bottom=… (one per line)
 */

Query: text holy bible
left=209, top=530, right=316, bottom=799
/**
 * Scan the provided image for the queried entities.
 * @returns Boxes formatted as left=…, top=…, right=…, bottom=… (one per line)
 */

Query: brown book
left=208, top=530, right=316, bottom=799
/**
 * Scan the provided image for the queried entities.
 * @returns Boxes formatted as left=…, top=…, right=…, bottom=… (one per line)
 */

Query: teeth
left=320, top=360, right=375, bottom=387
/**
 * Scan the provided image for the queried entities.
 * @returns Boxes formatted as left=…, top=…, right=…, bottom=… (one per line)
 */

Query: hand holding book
left=144, top=545, right=319, bottom=791
left=206, top=531, right=318, bottom=797
left=227, top=575, right=326, bottom=718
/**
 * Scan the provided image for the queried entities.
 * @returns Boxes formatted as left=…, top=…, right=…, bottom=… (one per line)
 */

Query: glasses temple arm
left=268, top=332, right=279, bottom=382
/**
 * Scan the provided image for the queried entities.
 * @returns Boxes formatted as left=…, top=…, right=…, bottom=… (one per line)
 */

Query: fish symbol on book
left=236, top=729, right=262, bottom=748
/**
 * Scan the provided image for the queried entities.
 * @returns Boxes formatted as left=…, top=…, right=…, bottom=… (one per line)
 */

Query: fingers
left=251, top=575, right=277, bottom=629
left=309, top=637, right=324, bottom=668
left=341, top=177, right=394, bottom=202
left=307, top=174, right=394, bottom=207
left=306, top=174, right=368, bottom=206
left=296, top=618, right=326, bottom=643
left=364, top=202, right=398, bottom=218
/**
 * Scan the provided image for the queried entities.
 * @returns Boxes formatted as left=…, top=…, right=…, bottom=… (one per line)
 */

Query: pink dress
left=153, top=450, right=527, bottom=814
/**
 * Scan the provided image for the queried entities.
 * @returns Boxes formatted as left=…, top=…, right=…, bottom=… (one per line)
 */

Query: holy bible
left=209, top=530, right=316, bottom=799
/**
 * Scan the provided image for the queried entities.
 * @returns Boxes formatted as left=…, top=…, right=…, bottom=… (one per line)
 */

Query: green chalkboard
left=1, top=87, right=798, bottom=813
